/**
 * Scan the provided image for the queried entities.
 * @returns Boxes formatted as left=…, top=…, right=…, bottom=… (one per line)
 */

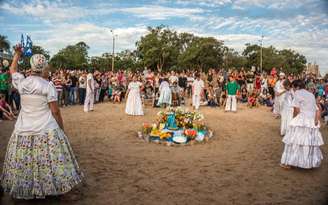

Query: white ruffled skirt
left=280, top=107, right=293, bottom=136
left=281, top=114, right=324, bottom=168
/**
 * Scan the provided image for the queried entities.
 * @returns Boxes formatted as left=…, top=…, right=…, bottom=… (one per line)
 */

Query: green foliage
left=5, top=27, right=306, bottom=74
left=178, top=37, right=224, bottom=71
left=0, top=35, right=10, bottom=51
left=242, top=43, right=306, bottom=74
left=136, top=25, right=180, bottom=71
left=136, top=26, right=225, bottom=71
left=50, top=41, right=89, bottom=69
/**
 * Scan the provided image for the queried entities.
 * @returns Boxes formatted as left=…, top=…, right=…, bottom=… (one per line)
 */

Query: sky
left=0, top=0, right=328, bottom=73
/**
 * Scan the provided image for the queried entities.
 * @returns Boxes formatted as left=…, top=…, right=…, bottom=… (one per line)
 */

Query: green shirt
left=225, top=81, right=240, bottom=95
left=0, top=73, right=9, bottom=91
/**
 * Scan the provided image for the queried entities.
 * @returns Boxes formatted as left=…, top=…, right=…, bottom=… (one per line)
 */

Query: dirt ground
left=0, top=102, right=328, bottom=205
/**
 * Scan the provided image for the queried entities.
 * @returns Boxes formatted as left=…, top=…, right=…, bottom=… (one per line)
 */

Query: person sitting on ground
left=0, top=94, right=16, bottom=120
left=240, top=86, right=248, bottom=103
left=112, top=81, right=123, bottom=103
left=207, top=84, right=217, bottom=107
left=259, top=89, right=270, bottom=106
left=248, top=91, right=258, bottom=108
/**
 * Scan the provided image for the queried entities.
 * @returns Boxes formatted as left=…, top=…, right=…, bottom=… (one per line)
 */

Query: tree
left=242, top=43, right=306, bottom=74
left=0, top=35, right=10, bottom=52
left=50, top=41, right=89, bottom=69
left=136, top=25, right=180, bottom=71
left=223, top=47, right=247, bottom=69
left=178, top=37, right=225, bottom=71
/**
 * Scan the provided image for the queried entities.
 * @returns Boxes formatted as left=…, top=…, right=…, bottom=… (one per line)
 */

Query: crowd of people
left=1, top=65, right=328, bottom=118
left=0, top=48, right=325, bottom=200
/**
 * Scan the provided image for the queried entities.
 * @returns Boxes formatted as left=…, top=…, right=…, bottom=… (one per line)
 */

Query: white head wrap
left=30, top=54, right=48, bottom=72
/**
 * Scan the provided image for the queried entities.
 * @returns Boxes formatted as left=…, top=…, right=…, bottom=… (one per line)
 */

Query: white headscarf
left=30, top=54, right=48, bottom=72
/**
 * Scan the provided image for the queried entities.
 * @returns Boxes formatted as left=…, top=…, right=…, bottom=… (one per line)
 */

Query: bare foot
left=280, top=164, right=291, bottom=170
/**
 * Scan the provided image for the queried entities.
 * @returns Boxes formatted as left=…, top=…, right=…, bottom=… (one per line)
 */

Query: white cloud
left=233, top=0, right=317, bottom=10
left=119, top=5, right=205, bottom=20
left=0, top=0, right=86, bottom=22
left=28, top=23, right=148, bottom=57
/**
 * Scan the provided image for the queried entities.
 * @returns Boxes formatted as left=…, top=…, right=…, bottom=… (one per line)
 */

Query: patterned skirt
left=1, top=128, right=83, bottom=199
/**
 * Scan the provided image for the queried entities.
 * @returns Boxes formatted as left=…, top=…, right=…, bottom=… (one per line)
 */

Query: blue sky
left=1, top=0, right=327, bottom=73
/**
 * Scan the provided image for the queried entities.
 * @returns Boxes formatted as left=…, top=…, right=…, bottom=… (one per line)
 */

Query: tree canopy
left=1, top=27, right=308, bottom=74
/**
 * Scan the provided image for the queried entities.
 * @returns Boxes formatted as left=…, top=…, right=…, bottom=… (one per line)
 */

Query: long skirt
left=1, top=128, right=83, bottom=199
left=281, top=115, right=324, bottom=168
left=125, top=90, right=144, bottom=115
left=157, top=88, right=172, bottom=106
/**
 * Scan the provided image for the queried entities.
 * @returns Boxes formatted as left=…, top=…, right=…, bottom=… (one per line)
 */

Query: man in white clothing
left=192, top=73, right=204, bottom=110
left=84, top=68, right=95, bottom=112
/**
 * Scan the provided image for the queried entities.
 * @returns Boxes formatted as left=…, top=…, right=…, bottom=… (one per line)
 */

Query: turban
left=30, top=54, right=48, bottom=72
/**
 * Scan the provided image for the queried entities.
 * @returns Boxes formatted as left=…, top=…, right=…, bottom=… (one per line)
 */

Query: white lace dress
left=125, top=81, right=144, bottom=115
left=281, top=89, right=324, bottom=168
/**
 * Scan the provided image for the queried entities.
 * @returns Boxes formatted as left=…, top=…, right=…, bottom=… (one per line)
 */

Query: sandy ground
left=0, top=102, right=328, bottom=205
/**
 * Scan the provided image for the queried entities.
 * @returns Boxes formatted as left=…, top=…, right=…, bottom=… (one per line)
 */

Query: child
left=240, top=86, right=248, bottom=103
left=0, top=94, right=16, bottom=120
left=247, top=91, right=257, bottom=108
left=112, top=81, right=122, bottom=103
left=207, top=84, right=217, bottom=107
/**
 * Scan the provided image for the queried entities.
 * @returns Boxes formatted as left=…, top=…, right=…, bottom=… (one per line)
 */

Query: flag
left=24, top=35, right=33, bottom=57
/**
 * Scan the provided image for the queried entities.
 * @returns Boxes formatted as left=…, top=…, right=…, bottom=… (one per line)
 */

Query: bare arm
left=293, top=107, right=300, bottom=118
left=10, top=48, right=22, bottom=74
left=315, top=105, right=321, bottom=126
left=88, top=79, right=93, bottom=91
left=49, top=101, right=64, bottom=130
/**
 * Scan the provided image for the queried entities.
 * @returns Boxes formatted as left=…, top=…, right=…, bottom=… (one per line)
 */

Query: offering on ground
left=139, top=107, right=213, bottom=146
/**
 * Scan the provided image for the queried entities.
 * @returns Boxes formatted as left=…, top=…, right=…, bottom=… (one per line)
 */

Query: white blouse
left=292, top=89, right=317, bottom=118
left=12, top=72, right=59, bottom=135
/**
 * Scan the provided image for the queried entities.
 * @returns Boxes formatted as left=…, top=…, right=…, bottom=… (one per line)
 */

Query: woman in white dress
left=1, top=49, right=83, bottom=199
left=280, top=80, right=294, bottom=136
left=280, top=80, right=324, bottom=169
left=157, top=78, right=172, bottom=107
left=125, top=75, right=144, bottom=115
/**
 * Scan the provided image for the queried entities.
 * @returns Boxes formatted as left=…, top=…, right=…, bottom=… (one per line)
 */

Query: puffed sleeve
left=291, top=91, right=301, bottom=108
left=11, top=72, right=25, bottom=91
left=47, top=81, right=58, bottom=103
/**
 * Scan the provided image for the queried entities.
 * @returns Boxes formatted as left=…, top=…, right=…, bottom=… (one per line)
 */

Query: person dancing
left=280, top=80, right=324, bottom=169
left=84, top=68, right=95, bottom=112
left=1, top=48, right=83, bottom=199
left=125, top=75, right=144, bottom=115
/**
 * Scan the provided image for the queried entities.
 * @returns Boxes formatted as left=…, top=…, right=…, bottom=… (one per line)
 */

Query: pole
left=260, top=35, right=263, bottom=72
left=112, top=35, right=115, bottom=72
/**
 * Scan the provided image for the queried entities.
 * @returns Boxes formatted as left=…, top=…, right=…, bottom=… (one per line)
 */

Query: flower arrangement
left=140, top=107, right=212, bottom=146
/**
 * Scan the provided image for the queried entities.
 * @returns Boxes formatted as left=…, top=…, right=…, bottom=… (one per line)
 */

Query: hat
left=30, top=54, right=48, bottom=72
